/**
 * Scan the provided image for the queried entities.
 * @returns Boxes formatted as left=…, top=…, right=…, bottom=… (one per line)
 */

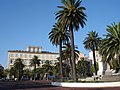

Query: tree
left=23, top=69, right=32, bottom=79
left=83, top=31, right=101, bottom=75
left=35, top=67, right=44, bottom=80
left=56, top=0, right=87, bottom=81
left=49, top=22, right=69, bottom=81
left=30, top=55, right=40, bottom=80
left=4, top=69, right=10, bottom=78
left=62, top=43, right=79, bottom=79
left=14, top=58, right=24, bottom=80
left=76, top=58, right=89, bottom=77
left=99, top=22, right=120, bottom=71
left=0, top=69, right=4, bottom=78
left=53, top=62, right=61, bottom=78
left=42, top=60, right=53, bottom=80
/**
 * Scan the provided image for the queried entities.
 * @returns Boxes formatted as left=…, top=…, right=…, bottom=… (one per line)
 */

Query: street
left=0, top=80, right=120, bottom=90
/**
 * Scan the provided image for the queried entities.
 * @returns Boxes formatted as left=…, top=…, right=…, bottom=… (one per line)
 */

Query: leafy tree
left=108, top=58, right=119, bottom=72
left=76, top=58, right=89, bottom=77
left=53, top=62, right=70, bottom=81
left=49, top=22, right=69, bottom=81
left=36, top=67, right=44, bottom=80
left=53, top=62, right=61, bottom=78
left=30, top=55, right=40, bottom=80
left=83, top=31, right=101, bottom=75
left=23, top=69, right=32, bottom=79
left=9, top=67, right=15, bottom=79
left=4, top=69, right=10, bottom=78
left=56, top=0, right=87, bottom=81
left=42, top=60, right=53, bottom=79
left=90, top=62, right=99, bottom=75
left=0, top=69, right=4, bottom=78
left=99, top=22, right=120, bottom=70
left=14, top=58, right=24, bottom=80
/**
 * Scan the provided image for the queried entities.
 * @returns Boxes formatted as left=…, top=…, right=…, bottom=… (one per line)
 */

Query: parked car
left=1, top=77, right=6, bottom=81
left=21, top=76, right=29, bottom=81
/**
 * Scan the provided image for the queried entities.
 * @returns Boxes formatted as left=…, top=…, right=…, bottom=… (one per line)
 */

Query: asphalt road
left=0, top=80, right=120, bottom=90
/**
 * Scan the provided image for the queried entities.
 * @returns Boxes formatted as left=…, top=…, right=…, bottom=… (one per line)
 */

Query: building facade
left=88, top=51, right=104, bottom=75
left=7, top=46, right=59, bottom=69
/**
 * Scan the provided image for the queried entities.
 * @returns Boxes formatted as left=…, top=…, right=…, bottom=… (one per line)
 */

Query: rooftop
left=8, top=46, right=58, bottom=54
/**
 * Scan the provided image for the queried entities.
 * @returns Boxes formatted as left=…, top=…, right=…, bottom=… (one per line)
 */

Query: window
left=46, top=55, right=49, bottom=59
left=20, top=54, right=23, bottom=57
left=15, top=54, right=18, bottom=57
left=29, top=55, right=32, bottom=58
left=10, top=59, right=13, bottom=64
left=25, top=54, right=28, bottom=58
left=10, top=54, right=14, bottom=57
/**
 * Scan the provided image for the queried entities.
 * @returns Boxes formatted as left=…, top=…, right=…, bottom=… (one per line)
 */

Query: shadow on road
left=0, top=80, right=56, bottom=90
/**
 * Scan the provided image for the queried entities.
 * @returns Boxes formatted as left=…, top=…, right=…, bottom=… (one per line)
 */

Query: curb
left=51, top=82, right=120, bottom=87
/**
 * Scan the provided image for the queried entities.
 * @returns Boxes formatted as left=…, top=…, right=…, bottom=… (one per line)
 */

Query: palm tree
left=53, top=62, right=61, bottom=77
left=49, top=22, right=69, bottom=81
left=83, top=31, right=101, bottom=75
left=9, top=67, right=16, bottom=79
left=30, top=55, right=40, bottom=80
left=62, top=43, right=79, bottom=79
left=56, top=0, right=87, bottom=81
left=99, top=22, right=120, bottom=70
left=23, top=69, right=31, bottom=79
left=76, top=58, right=89, bottom=77
left=14, top=58, right=24, bottom=80
left=4, top=69, right=10, bottom=78
left=42, top=60, right=53, bottom=80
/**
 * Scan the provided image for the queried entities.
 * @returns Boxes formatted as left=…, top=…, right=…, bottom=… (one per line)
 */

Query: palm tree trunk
left=92, top=46, right=97, bottom=75
left=34, top=64, right=36, bottom=80
left=59, top=40, right=63, bottom=81
left=18, top=68, right=20, bottom=81
left=69, top=25, right=77, bottom=82
left=69, top=55, right=73, bottom=80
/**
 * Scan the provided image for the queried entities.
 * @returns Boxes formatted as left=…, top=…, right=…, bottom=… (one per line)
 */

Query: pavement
left=0, top=80, right=120, bottom=90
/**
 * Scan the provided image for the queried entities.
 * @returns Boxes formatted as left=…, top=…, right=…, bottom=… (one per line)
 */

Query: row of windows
left=9, top=53, right=58, bottom=59
left=10, top=59, right=57, bottom=65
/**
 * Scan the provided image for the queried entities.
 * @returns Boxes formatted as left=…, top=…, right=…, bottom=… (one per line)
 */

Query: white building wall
left=88, top=51, right=103, bottom=75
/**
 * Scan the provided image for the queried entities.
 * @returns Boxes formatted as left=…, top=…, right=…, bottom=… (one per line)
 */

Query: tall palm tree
left=49, top=22, right=69, bottom=80
left=99, top=22, right=120, bottom=69
left=62, top=43, right=79, bottom=79
left=56, top=0, right=87, bottom=81
left=14, top=58, right=24, bottom=80
left=30, top=55, right=40, bottom=80
left=83, top=31, right=101, bottom=75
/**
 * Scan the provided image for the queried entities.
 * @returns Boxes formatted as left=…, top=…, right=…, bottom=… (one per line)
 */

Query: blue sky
left=0, top=0, right=120, bottom=68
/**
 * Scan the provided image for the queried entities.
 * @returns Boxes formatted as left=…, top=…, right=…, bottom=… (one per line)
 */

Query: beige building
left=7, top=46, right=59, bottom=69
left=78, top=52, right=85, bottom=60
